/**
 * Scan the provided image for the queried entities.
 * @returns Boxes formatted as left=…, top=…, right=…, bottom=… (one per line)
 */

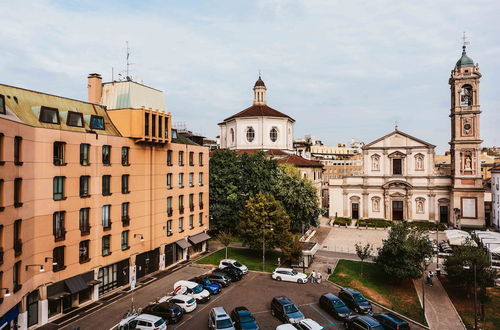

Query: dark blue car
left=231, top=306, right=260, bottom=329
left=190, top=277, right=221, bottom=295
left=373, top=313, right=410, bottom=330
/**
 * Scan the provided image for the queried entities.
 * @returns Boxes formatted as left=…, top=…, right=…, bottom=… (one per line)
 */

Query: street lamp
left=134, top=234, right=145, bottom=242
left=421, top=256, right=431, bottom=319
left=25, top=264, right=44, bottom=272
left=262, top=224, right=274, bottom=272
left=463, top=263, right=478, bottom=330
left=0, top=288, right=10, bottom=297
left=44, top=257, right=58, bottom=266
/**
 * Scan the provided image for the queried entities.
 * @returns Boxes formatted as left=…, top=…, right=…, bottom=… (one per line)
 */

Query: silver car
left=209, top=306, right=236, bottom=330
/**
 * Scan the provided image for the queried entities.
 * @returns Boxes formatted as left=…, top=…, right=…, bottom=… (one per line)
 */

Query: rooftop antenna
left=126, top=41, right=135, bottom=81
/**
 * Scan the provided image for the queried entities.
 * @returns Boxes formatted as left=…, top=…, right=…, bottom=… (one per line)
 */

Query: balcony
left=14, top=239, right=22, bottom=257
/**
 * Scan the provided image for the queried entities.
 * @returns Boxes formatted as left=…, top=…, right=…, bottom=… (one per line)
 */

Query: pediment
left=388, top=151, right=406, bottom=158
left=363, top=130, right=436, bottom=150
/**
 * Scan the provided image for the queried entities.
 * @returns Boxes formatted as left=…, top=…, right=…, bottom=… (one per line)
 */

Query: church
left=328, top=45, right=485, bottom=227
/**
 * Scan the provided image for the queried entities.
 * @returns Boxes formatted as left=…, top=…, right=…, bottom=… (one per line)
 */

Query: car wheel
left=276, top=276, right=282, bottom=281
left=297, top=278, right=304, bottom=284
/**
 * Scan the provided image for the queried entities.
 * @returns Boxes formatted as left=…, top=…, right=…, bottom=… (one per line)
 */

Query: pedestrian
left=429, top=270, right=434, bottom=286
left=310, top=270, right=316, bottom=283
left=425, top=271, right=431, bottom=285
left=317, top=271, right=322, bottom=284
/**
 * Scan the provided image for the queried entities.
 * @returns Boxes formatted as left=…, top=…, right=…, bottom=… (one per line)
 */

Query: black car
left=270, top=296, right=305, bottom=324
left=345, top=315, right=384, bottom=330
left=372, top=313, right=410, bottom=330
left=231, top=306, right=260, bottom=330
left=215, top=267, right=243, bottom=281
left=207, top=273, right=232, bottom=287
left=319, top=293, right=351, bottom=320
left=142, top=301, right=184, bottom=324
left=338, top=288, right=372, bottom=314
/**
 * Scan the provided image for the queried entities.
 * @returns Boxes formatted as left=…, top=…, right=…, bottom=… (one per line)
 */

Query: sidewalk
left=413, top=271, right=466, bottom=330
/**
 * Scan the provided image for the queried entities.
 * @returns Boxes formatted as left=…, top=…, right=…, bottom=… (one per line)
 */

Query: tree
left=375, top=223, right=432, bottom=280
left=355, top=242, right=373, bottom=277
left=281, top=237, right=304, bottom=267
left=237, top=192, right=293, bottom=250
left=216, top=231, right=233, bottom=259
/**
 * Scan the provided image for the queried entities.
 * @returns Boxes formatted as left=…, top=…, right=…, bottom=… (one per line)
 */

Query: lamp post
left=464, top=263, right=478, bottom=330
left=422, top=256, right=430, bottom=319
left=262, top=224, right=274, bottom=272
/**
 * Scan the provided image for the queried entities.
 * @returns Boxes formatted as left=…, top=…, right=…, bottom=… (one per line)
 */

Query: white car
left=219, top=259, right=249, bottom=274
left=174, top=280, right=210, bottom=303
left=294, top=318, right=324, bottom=330
left=276, top=325, right=296, bottom=330
left=272, top=268, right=308, bottom=284
left=118, top=313, right=167, bottom=330
left=158, top=294, right=197, bottom=313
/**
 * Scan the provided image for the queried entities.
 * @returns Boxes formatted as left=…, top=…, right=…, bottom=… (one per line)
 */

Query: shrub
left=334, top=217, right=352, bottom=226
left=357, top=218, right=392, bottom=228
left=408, top=221, right=447, bottom=231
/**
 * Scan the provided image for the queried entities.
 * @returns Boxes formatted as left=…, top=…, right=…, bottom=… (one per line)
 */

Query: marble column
left=428, top=192, right=436, bottom=221
left=343, top=192, right=349, bottom=217
left=362, top=192, right=369, bottom=218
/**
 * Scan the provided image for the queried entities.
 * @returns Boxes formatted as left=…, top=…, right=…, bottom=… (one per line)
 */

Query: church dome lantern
left=456, top=45, right=475, bottom=68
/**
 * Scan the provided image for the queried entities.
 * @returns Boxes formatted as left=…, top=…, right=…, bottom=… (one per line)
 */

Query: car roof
left=322, top=293, right=340, bottom=300
left=357, top=315, right=380, bottom=326
left=341, top=288, right=360, bottom=295
left=276, top=325, right=297, bottom=330
left=221, top=259, right=237, bottom=262
left=175, top=280, right=197, bottom=287
left=273, top=296, right=293, bottom=304
left=300, top=319, right=323, bottom=328
left=375, top=313, right=407, bottom=324
left=212, top=306, right=230, bottom=317
left=233, top=306, right=250, bottom=312
left=274, top=267, right=294, bottom=272
left=135, top=313, right=164, bottom=322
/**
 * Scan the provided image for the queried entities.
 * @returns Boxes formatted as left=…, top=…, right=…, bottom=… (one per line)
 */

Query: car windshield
left=187, top=298, right=195, bottom=304
left=291, top=270, right=298, bottom=276
left=353, top=293, right=367, bottom=303
left=284, top=304, right=299, bottom=314
left=202, top=279, right=212, bottom=285
left=192, top=284, right=204, bottom=294
left=154, top=319, right=165, bottom=327
left=233, top=262, right=243, bottom=267
left=216, top=318, right=234, bottom=329
left=334, top=300, right=346, bottom=308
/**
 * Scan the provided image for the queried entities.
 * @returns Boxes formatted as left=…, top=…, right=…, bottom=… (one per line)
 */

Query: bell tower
left=449, top=42, right=485, bottom=227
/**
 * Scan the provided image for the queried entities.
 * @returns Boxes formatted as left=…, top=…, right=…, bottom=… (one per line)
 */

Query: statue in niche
left=373, top=199, right=379, bottom=212
left=416, top=200, right=424, bottom=213
left=416, top=156, right=423, bottom=170
left=464, top=155, right=472, bottom=170
left=372, top=156, right=380, bottom=171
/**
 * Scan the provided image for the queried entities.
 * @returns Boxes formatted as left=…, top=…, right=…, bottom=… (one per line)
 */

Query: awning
left=65, top=275, right=89, bottom=294
left=0, top=305, right=19, bottom=327
left=47, top=291, right=70, bottom=301
left=175, top=239, right=192, bottom=249
left=188, top=232, right=211, bottom=245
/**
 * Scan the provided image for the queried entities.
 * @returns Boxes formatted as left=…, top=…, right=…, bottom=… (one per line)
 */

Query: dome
left=254, top=76, right=266, bottom=87
left=456, top=47, right=474, bottom=68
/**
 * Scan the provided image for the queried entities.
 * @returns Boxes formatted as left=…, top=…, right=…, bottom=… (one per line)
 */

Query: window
left=0, top=133, right=4, bottom=165
left=79, top=208, right=90, bottom=235
left=80, top=143, right=90, bottom=165
left=158, top=116, right=163, bottom=138
left=14, top=178, right=23, bottom=206
left=167, top=150, right=173, bottom=166
left=14, top=136, right=22, bottom=165
left=102, top=175, right=111, bottom=196
left=102, top=205, right=111, bottom=230
left=39, top=106, right=60, bottom=124
left=14, top=219, right=22, bottom=256
left=121, top=175, right=129, bottom=194
left=80, top=176, right=90, bottom=197
left=122, top=202, right=130, bottom=226
left=121, top=147, right=130, bottom=166
left=198, top=173, right=203, bottom=186
left=167, top=197, right=173, bottom=216
left=144, top=113, right=150, bottom=136
left=178, top=173, right=184, bottom=188
left=13, top=261, right=21, bottom=292
left=102, top=145, right=111, bottom=165
left=246, top=127, right=255, bottom=142
left=102, top=235, right=111, bottom=256
left=178, top=217, right=184, bottom=232
left=392, top=159, right=402, bottom=175
left=178, top=151, right=184, bottom=166
left=0, top=179, right=4, bottom=211
left=189, top=215, right=194, bottom=229
left=189, top=152, right=194, bottom=166
left=199, top=213, right=203, bottom=226
left=53, top=211, right=65, bottom=241
left=167, top=173, right=172, bottom=189
left=152, top=114, right=157, bottom=137
left=270, top=127, right=278, bottom=142
left=460, top=84, right=473, bottom=106
left=189, top=173, right=194, bottom=187
left=121, top=231, right=129, bottom=250
left=90, top=115, right=105, bottom=130
left=199, top=152, right=203, bottom=166
left=230, top=128, right=235, bottom=143
left=67, top=111, right=83, bottom=127
left=53, top=142, right=66, bottom=165
left=0, top=94, right=5, bottom=114
left=197, top=193, right=203, bottom=210
left=166, top=220, right=173, bottom=236
left=53, top=246, right=65, bottom=272
left=179, top=195, right=184, bottom=214
left=189, top=194, right=194, bottom=211
left=79, top=240, right=90, bottom=263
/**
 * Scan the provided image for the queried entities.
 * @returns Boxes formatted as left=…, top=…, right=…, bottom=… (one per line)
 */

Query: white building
left=491, top=165, right=500, bottom=228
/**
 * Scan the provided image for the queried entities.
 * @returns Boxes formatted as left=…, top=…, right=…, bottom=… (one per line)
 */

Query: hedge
left=334, top=217, right=352, bottom=226
left=357, top=218, right=392, bottom=228
left=408, top=221, right=447, bottom=231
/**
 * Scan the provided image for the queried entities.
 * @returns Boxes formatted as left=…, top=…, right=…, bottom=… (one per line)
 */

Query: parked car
left=276, top=325, right=296, bottom=330
left=271, top=268, right=308, bottom=284
left=219, top=259, right=249, bottom=274
left=271, top=296, right=305, bottom=324
left=345, top=315, right=384, bottom=330
left=294, top=318, right=324, bottom=330
left=173, top=280, right=210, bottom=303
left=319, top=293, right=351, bottom=320
left=142, top=301, right=184, bottom=324
left=215, top=267, right=243, bottom=281
left=190, top=276, right=222, bottom=295
left=231, top=306, right=260, bottom=329
left=209, top=306, right=236, bottom=330
left=158, top=295, right=197, bottom=313
left=372, top=313, right=410, bottom=330
left=207, top=273, right=232, bottom=287
left=338, top=288, right=372, bottom=314
left=118, top=313, right=167, bottom=330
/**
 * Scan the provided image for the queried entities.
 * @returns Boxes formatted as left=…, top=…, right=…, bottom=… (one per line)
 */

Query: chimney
left=87, top=73, right=102, bottom=104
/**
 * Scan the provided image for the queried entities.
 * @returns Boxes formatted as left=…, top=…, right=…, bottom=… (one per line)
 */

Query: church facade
left=328, top=46, right=485, bottom=227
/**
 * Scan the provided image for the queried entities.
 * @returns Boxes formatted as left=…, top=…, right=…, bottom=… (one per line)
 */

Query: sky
left=1, top=0, right=499, bottom=153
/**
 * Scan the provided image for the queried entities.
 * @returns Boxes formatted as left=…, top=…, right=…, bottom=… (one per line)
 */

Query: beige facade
left=0, top=77, right=209, bottom=328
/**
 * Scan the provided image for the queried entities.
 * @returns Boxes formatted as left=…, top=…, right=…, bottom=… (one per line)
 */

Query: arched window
left=270, top=127, right=278, bottom=142
left=460, top=84, right=473, bottom=106
left=230, top=128, right=235, bottom=143
left=415, top=153, right=424, bottom=171
left=246, top=127, right=255, bottom=142
left=371, top=154, right=380, bottom=171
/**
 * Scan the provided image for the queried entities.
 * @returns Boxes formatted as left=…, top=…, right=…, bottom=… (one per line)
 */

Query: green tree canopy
left=375, top=223, right=432, bottom=280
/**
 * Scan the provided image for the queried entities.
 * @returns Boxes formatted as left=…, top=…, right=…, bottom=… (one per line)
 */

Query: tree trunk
left=361, top=260, right=364, bottom=278
left=225, top=246, right=228, bottom=259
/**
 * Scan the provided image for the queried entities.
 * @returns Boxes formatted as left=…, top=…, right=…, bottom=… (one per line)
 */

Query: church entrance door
left=392, top=201, right=404, bottom=220
left=351, top=203, right=359, bottom=219
left=439, top=206, right=449, bottom=223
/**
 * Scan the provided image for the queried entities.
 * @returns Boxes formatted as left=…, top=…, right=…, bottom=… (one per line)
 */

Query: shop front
left=175, top=238, right=192, bottom=260
left=188, top=232, right=211, bottom=256
left=165, top=243, right=183, bottom=268
left=136, top=248, right=160, bottom=279
left=98, top=259, right=130, bottom=296
left=0, top=304, right=19, bottom=330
